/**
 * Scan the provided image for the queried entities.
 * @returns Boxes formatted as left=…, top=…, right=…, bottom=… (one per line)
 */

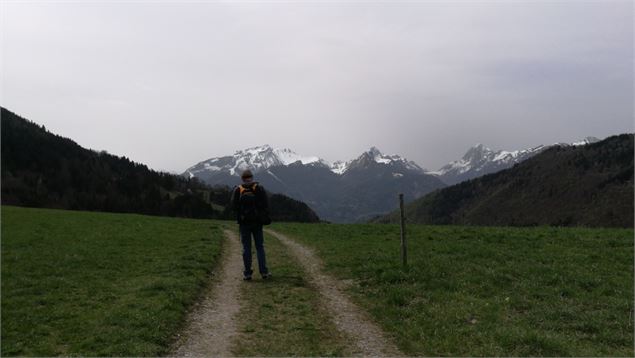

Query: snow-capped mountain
left=183, top=145, right=444, bottom=222
left=433, top=136, right=600, bottom=185
left=184, top=144, right=425, bottom=179
left=344, top=147, right=424, bottom=174
left=184, top=144, right=328, bottom=179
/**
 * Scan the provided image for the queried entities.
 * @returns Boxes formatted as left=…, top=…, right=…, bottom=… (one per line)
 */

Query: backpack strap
left=239, top=183, right=257, bottom=195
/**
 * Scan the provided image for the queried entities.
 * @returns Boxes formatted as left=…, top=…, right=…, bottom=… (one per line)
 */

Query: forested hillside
left=375, top=134, right=634, bottom=228
left=1, top=107, right=319, bottom=222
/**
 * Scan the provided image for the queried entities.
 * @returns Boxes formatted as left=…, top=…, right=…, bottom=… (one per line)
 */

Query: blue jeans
left=239, top=223, right=268, bottom=277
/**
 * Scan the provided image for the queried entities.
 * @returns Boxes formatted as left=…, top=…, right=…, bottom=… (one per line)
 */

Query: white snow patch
left=330, top=160, right=350, bottom=175
left=493, top=150, right=519, bottom=162
left=571, top=137, right=599, bottom=146
left=374, top=155, right=392, bottom=164
left=273, top=148, right=321, bottom=165
left=204, top=163, right=221, bottom=170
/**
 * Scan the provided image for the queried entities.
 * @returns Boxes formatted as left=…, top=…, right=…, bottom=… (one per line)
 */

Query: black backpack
left=239, top=183, right=260, bottom=223
left=238, top=183, right=271, bottom=225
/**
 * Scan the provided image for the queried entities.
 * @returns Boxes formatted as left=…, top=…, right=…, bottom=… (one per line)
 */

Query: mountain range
left=184, top=145, right=424, bottom=180
left=184, top=137, right=603, bottom=222
left=5, top=105, right=625, bottom=227
left=185, top=145, right=444, bottom=222
left=375, top=134, right=633, bottom=228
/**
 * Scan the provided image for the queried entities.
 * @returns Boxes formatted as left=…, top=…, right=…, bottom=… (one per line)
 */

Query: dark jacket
left=231, top=181, right=270, bottom=225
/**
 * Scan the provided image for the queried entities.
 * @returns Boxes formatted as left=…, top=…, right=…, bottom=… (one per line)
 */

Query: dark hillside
left=1, top=107, right=319, bottom=222
left=1, top=107, right=219, bottom=218
left=269, top=194, right=321, bottom=223
left=375, top=134, right=634, bottom=228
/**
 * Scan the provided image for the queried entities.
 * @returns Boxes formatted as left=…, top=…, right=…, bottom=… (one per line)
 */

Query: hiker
left=231, top=169, right=271, bottom=281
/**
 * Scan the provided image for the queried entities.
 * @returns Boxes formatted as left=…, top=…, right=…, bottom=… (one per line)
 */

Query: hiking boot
left=261, top=273, right=271, bottom=280
left=243, top=275, right=252, bottom=281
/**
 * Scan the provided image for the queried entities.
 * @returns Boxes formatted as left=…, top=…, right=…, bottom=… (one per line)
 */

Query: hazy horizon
left=2, top=1, right=633, bottom=173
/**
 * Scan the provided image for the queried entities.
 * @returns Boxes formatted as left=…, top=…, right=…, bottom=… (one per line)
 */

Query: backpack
left=239, top=183, right=260, bottom=223
left=238, top=183, right=272, bottom=225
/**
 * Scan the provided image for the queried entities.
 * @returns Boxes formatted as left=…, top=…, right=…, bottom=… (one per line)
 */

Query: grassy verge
left=272, top=223, right=634, bottom=356
left=231, top=231, right=350, bottom=356
left=1, top=206, right=224, bottom=356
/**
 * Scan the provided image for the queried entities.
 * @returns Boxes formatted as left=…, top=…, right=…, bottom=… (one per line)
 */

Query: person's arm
left=230, top=186, right=240, bottom=214
left=258, top=185, right=269, bottom=213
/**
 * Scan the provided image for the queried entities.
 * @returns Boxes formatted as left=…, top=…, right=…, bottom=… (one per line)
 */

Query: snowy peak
left=433, top=136, right=603, bottom=185
left=436, top=143, right=544, bottom=177
left=183, top=144, right=328, bottom=178
left=232, top=145, right=281, bottom=173
left=462, top=143, right=494, bottom=162
left=345, top=147, right=424, bottom=173
left=234, top=144, right=323, bottom=167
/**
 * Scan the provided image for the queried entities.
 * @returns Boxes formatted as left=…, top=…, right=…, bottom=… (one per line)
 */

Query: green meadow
left=2, top=205, right=633, bottom=356
left=272, top=223, right=634, bottom=356
left=1, top=206, right=223, bottom=356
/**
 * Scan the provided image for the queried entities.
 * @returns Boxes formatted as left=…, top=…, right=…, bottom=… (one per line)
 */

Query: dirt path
left=266, top=229, right=403, bottom=357
left=171, top=229, right=242, bottom=357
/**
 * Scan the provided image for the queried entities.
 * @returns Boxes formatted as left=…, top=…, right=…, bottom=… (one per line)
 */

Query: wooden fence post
left=399, top=193, right=407, bottom=267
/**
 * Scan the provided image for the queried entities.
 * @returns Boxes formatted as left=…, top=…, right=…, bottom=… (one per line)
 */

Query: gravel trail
left=170, top=229, right=243, bottom=357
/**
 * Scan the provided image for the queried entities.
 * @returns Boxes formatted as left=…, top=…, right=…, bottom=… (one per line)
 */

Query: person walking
left=231, top=169, right=271, bottom=281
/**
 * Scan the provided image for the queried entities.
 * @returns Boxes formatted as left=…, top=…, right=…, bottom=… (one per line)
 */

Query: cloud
left=2, top=1, right=632, bottom=171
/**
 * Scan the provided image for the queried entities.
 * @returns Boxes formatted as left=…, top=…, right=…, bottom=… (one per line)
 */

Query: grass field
left=1, top=206, right=223, bottom=356
left=272, top=223, right=634, bottom=356
left=3, top=204, right=633, bottom=356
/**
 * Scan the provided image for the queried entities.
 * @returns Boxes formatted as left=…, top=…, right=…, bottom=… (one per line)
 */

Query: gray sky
left=2, top=0, right=633, bottom=172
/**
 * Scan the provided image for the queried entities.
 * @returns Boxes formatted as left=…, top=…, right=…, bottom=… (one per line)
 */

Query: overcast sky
left=2, top=0, right=633, bottom=172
